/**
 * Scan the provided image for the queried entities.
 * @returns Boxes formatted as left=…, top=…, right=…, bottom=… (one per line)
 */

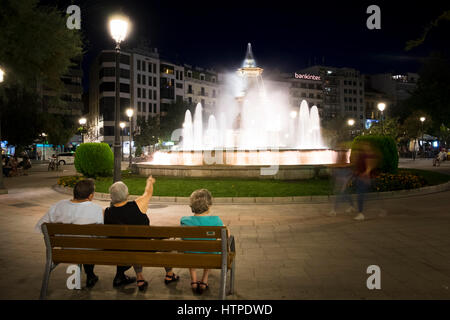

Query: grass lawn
left=94, top=173, right=333, bottom=197
left=90, top=168, right=450, bottom=197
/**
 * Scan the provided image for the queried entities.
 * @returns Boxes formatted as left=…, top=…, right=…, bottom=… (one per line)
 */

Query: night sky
left=42, top=0, right=450, bottom=91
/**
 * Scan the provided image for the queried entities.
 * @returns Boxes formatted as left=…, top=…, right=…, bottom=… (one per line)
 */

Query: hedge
left=74, top=143, right=114, bottom=177
left=350, top=135, right=399, bottom=174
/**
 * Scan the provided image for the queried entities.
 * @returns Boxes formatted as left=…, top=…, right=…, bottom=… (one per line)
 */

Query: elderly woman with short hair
left=104, top=175, right=179, bottom=291
left=180, top=189, right=225, bottom=294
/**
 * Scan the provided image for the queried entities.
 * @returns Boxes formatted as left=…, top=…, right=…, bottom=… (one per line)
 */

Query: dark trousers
left=355, top=175, right=371, bottom=213
left=83, top=264, right=96, bottom=278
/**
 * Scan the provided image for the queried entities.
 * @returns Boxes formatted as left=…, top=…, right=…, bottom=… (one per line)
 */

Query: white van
left=57, top=152, right=75, bottom=165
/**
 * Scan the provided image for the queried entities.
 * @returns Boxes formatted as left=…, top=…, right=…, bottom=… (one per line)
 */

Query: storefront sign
left=294, top=73, right=321, bottom=81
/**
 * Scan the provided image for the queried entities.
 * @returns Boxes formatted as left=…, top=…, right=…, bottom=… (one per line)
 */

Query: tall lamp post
left=120, top=122, right=126, bottom=161
left=347, top=118, right=355, bottom=139
left=79, top=117, right=87, bottom=144
left=126, top=108, right=134, bottom=168
left=420, top=117, right=426, bottom=157
left=377, top=102, right=386, bottom=135
left=0, top=67, right=6, bottom=194
left=109, top=14, right=129, bottom=182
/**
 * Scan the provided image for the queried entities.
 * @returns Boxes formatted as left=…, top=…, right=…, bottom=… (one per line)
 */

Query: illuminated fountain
left=136, top=43, right=349, bottom=179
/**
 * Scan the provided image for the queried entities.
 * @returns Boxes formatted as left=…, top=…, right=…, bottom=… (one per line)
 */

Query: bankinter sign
left=294, top=73, right=321, bottom=81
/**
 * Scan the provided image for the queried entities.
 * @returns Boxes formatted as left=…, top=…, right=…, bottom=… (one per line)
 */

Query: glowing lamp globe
left=109, top=16, right=129, bottom=44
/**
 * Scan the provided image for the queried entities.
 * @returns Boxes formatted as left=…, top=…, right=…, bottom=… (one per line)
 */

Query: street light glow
left=0, top=67, right=4, bottom=83
left=377, top=102, right=386, bottom=112
left=109, top=16, right=129, bottom=44
left=420, top=117, right=426, bottom=122
left=347, top=119, right=355, bottom=126
left=120, top=122, right=126, bottom=129
left=79, top=117, right=87, bottom=125
left=126, top=108, right=134, bottom=118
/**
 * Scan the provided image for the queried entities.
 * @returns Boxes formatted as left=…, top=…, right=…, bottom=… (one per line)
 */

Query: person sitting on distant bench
left=433, top=148, right=447, bottom=167
left=2, top=156, right=12, bottom=177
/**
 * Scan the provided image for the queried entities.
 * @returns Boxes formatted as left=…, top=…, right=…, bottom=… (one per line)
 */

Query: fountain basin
left=135, top=149, right=350, bottom=180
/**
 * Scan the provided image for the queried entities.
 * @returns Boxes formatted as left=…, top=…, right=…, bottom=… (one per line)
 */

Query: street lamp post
left=377, top=103, right=386, bottom=135
left=126, top=108, right=134, bottom=168
left=79, top=117, right=87, bottom=144
left=347, top=118, right=355, bottom=139
left=120, top=122, right=125, bottom=161
left=420, top=117, right=426, bottom=157
left=109, top=15, right=129, bottom=182
left=0, top=67, right=6, bottom=193
left=41, top=133, right=47, bottom=161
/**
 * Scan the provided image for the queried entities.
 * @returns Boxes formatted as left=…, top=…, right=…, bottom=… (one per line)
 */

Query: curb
left=52, top=181, right=450, bottom=205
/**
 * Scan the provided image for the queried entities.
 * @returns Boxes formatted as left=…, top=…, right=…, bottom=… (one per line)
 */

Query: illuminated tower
left=237, top=43, right=264, bottom=96
left=233, top=43, right=265, bottom=130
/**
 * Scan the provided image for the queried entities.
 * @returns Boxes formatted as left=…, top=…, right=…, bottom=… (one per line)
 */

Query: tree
left=134, top=115, right=160, bottom=151
left=363, top=117, right=400, bottom=141
left=321, top=116, right=351, bottom=148
left=160, top=100, right=192, bottom=141
left=0, top=0, right=83, bottom=93
left=393, top=53, right=450, bottom=134
left=405, top=10, right=450, bottom=51
left=400, top=111, right=432, bottom=141
left=42, top=113, right=78, bottom=150
left=0, top=85, right=46, bottom=148
left=0, top=0, right=83, bottom=151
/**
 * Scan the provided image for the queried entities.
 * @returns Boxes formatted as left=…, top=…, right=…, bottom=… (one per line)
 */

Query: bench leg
left=229, top=259, right=236, bottom=296
left=40, top=261, right=52, bottom=300
left=219, top=267, right=227, bottom=300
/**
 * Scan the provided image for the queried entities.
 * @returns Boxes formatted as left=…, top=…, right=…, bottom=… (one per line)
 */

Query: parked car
left=57, top=152, right=75, bottom=165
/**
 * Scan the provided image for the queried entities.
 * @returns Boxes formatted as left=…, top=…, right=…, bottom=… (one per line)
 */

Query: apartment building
left=301, top=65, right=366, bottom=129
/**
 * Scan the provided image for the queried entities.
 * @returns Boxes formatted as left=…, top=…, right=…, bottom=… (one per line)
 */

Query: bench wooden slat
left=50, top=236, right=222, bottom=252
left=46, top=224, right=225, bottom=239
left=52, top=249, right=223, bottom=269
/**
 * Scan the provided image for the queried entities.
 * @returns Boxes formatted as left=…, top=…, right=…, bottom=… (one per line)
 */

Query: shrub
left=350, top=135, right=399, bottom=174
left=372, top=172, right=426, bottom=192
left=74, top=143, right=114, bottom=177
left=58, top=175, right=86, bottom=188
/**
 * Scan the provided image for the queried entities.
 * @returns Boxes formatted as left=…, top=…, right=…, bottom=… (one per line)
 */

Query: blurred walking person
left=351, top=141, right=379, bottom=221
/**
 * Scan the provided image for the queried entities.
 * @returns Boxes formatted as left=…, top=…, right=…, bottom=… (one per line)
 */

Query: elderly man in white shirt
left=35, top=179, right=103, bottom=288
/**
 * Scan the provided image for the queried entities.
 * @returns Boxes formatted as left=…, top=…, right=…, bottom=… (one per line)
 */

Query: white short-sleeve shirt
left=35, top=199, right=103, bottom=233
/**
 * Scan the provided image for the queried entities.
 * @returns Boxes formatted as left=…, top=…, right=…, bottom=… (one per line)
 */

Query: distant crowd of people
left=2, top=153, right=32, bottom=177
left=35, top=177, right=223, bottom=295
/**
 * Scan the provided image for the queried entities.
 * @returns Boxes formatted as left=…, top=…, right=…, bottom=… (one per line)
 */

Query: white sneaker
left=327, top=210, right=337, bottom=217
left=353, top=213, right=365, bottom=221
left=345, top=206, right=356, bottom=214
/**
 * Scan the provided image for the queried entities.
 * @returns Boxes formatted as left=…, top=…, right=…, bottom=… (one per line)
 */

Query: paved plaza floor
left=0, top=160, right=449, bottom=300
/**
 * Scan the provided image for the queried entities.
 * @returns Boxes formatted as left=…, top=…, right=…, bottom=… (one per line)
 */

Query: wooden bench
left=40, top=223, right=236, bottom=300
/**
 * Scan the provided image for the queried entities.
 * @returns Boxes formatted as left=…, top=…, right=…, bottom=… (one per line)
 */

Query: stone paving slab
left=1, top=163, right=450, bottom=300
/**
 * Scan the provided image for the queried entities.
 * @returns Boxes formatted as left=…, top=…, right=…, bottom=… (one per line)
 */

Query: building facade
left=89, top=48, right=220, bottom=145
left=366, top=72, right=419, bottom=106
left=301, top=65, right=366, bottom=129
